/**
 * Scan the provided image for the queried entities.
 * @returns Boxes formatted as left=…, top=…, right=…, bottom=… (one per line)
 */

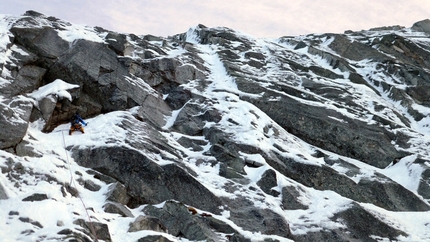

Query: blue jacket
left=71, top=114, right=87, bottom=126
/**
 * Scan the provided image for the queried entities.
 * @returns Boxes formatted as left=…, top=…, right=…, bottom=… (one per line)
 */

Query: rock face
left=1, top=11, right=430, bottom=242
left=72, top=145, right=223, bottom=213
left=0, top=97, right=33, bottom=150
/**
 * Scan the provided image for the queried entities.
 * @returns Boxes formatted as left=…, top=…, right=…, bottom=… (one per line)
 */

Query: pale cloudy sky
left=2, top=0, right=430, bottom=38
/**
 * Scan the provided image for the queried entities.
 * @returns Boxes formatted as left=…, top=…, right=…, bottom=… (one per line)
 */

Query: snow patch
left=28, top=79, right=79, bottom=101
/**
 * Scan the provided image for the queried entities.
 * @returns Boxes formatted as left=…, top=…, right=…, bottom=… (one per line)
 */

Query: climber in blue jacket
left=69, top=111, right=87, bottom=135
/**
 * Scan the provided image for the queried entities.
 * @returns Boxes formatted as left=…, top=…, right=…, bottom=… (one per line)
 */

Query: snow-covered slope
left=1, top=11, right=430, bottom=242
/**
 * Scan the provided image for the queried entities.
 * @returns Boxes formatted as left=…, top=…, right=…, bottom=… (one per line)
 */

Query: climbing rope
left=61, top=130, right=99, bottom=242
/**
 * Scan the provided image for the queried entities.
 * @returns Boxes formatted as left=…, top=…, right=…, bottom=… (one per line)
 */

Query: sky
left=2, top=0, right=430, bottom=38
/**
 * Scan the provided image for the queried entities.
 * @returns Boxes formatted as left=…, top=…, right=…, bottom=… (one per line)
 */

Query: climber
left=69, top=111, right=87, bottom=135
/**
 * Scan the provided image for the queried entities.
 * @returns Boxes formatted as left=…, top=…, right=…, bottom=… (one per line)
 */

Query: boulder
left=171, top=102, right=211, bottom=136
left=104, top=32, right=128, bottom=55
left=281, top=186, right=308, bottom=210
left=10, top=22, right=69, bottom=61
left=3, top=65, right=46, bottom=97
left=222, top=195, right=291, bottom=238
left=128, top=215, right=166, bottom=233
left=257, top=169, right=280, bottom=197
left=137, top=235, right=174, bottom=242
left=412, top=19, right=430, bottom=34
left=142, top=201, right=223, bottom=241
left=164, top=86, right=192, bottom=110
left=332, top=203, right=407, bottom=240
left=81, top=179, right=101, bottom=192
left=18, top=217, right=43, bottom=228
left=74, top=219, right=111, bottom=242
left=103, top=202, right=134, bottom=217
left=104, top=182, right=129, bottom=205
left=22, top=193, right=48, bottom=202
left=132, top=95, right=172, bottom=129
left=37, top=95, right=57, bottom=122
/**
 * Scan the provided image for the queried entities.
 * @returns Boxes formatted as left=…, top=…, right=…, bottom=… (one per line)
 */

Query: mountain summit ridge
left=1, top=10, right=430, bottom=241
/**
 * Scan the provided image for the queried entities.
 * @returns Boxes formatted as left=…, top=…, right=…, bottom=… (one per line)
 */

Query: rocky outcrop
left=143, top=201, right=230, bottom=241
left=1, top=11, right=430, bottom=242
left=71, top=144, right=223, bottom=213
left=242, top=89, right=405, bottom=168
left=293, top=203, right=407, bottom=241
left=0, top=97, right=33, bottom=150
left=412, top=19, right=430, bottom=34
left=0, top=182, right=7, bottom=200
left=265, top=150, right=430, bottom=211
